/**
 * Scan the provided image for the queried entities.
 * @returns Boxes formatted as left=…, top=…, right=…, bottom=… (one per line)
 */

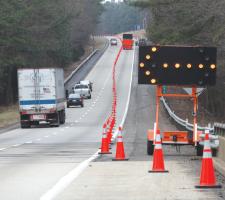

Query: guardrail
left=64, top=49, right=98, bottom=84
left=161, top=97, right=213, bottom=132
left=214, top=123, right=225, bottom=137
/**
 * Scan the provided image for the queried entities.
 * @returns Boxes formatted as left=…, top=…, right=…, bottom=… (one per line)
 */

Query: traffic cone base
left=148, top=170, right=169, bottom=173
left=195, top=185, right=222, bottom=189
left=112, top=158, right=129, bottom=161
left=98, top=152, right=112, bottom=155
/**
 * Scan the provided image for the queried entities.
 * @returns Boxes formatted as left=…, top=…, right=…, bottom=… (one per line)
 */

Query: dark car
left=67, top=93, right=84, bottom=108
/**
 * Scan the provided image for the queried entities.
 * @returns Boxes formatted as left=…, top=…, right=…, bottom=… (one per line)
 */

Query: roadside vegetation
left=96, top=2, right=145, bottom=35
left=0, top=0, right=103, bottom=106
left=129, top=0, right=225, bottom=121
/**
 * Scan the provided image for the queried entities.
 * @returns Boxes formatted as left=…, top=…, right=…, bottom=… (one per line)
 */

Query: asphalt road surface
left=0, top=39, right=224, bottom=200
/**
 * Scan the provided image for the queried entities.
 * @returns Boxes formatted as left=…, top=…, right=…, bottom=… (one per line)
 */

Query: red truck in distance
left=122, top=33, right=133, bottom=50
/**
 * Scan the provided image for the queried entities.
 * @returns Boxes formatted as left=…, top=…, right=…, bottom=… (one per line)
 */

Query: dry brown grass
left=0, top=105, right=19, bottom=128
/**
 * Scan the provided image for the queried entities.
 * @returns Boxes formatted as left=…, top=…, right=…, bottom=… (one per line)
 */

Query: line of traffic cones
left=195, top=130, right=222, bottom=189
left=149, top=130, right=168, bottom=173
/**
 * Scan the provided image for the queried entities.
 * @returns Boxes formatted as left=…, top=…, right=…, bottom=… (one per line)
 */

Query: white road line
left=44, top=136, right=49, bottom=138
left=40, top=150, right=100, bottom=200
left=65, top=127, right=69, bottom=129
left=25, top=141, right=33, bottom=144
left=0, top=147, right=8, bottom=151
left=74, top=120, right=78, bottom=123
left=12, top=144, right=21, bottom=147
left=36, top=138, right=42, bottom=141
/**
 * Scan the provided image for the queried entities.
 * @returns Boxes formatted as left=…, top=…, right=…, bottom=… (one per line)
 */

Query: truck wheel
left=212, top=149, right=217, bottom=157
left=88, top=95, right=91, bottom=99
left=81, top=103, right=84, bottom=107
left=59, top=110, right=65, bottom=124
left=21, top=122, right=30, bottom=129
left=51, top=113, right=60, bottom=127
left=147, top=140, right=154, bottom=155
left=196, top=143, right=203, bottom=156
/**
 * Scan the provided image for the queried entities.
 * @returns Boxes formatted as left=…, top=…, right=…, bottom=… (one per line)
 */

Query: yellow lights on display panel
left=138, top=45, right=217, bottom=86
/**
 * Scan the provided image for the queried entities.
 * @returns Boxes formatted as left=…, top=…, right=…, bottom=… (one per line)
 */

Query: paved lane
left=0, top=38, right=134, bottom=200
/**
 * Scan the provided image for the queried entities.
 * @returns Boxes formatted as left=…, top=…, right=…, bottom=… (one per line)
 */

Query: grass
left=0, top=105, right=19, bottom=128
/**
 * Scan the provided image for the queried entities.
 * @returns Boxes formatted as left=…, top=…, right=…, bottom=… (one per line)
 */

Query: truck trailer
left=18, top=68, right=66, bottom=128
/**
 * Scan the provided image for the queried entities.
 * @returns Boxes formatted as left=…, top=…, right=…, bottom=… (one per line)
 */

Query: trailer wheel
left=147, top=140, right=154, bottom=155
left=21, top=122, right=30, bottom=129
left=59, top=111, right=65, bottom=124
left=51, top=113, right=60, bottom=127
left=212, top=149, right=217, bottom=157
left=196, top=143, right=203, bottom=156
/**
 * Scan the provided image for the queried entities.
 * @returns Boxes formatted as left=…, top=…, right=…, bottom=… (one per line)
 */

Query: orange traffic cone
left=112, top=126, right=128, bottom=161
left=99, top=124, right=112, bottom=154
left=149, top=130, right=168, bottom=173
left=195, top=130, right=221, bottom=188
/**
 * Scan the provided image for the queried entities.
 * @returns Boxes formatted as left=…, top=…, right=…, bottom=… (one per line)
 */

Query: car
left=73, top=84, right=91, bottom=99
left=67, top=93, right=84, bottom=108
left=79, top=80, right=93, bottom=92
left=110, top=38, right=117, bottom=46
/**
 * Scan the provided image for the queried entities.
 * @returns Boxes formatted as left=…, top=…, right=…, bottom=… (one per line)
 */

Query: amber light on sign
left=187, top=64, right=192, bottom=69
left=198, top=64, right=204, bottom=69
left=210, top=64, right=216, bottom=69
left=145, top=71, right=151, bottom=76
left=146, top=55, right=151, bottom=60
left=152, top=47, right=157, bottom=52
left=140, top=63, right=145, bottom=68
left=175, top=63, right=180, bottom=68
left=163, top=63, right=168, bottom=68
left=151, top=79, right=156, bottom=84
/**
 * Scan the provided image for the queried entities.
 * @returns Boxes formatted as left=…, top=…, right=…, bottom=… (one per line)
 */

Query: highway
left=0, top=38, right=224, bottom=200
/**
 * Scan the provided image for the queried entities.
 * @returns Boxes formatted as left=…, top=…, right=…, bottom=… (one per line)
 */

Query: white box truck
left=18, top=68, right=66, bottom=128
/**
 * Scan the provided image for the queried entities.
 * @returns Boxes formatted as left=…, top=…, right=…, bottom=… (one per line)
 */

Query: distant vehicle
left=67, top=93, right=84, bottom=108
left=18, top=68, right=66, bottom=128
left=138, top=38, right=147, bottom=46
left=79, top=80, right=93, bottom=92
left=122, top=33, right=133, bottom=50
left=73, top=84, right=91, bottom=99
left=110, top=38, right=118, bottom=46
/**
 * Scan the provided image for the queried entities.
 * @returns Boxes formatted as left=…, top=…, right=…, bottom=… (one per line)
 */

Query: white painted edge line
left=40, top=150, right=100, bottom=200
left=112, top=47, right=135, bottom=141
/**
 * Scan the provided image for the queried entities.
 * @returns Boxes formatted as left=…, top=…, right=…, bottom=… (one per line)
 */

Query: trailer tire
left=196, top=143, right=203, bottom=156
left=21, top=122, right=30, bottom=129
left=60, top=110, right=65, bottom=124
left=147, top=140, right=154, bottom=155
left=212, top=149, right=217, bottom=157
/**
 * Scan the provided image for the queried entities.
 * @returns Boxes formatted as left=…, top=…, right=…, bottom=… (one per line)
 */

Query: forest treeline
left=96, top=2, right=144, bottom=35
left=130, top=0, right=225, bottom=118
left=0, top=0, right=102, bottom=105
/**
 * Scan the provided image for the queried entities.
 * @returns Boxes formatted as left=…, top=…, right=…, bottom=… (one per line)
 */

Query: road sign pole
left=192, top=87, right=198, bottom=146
left=155, top=85, right=162, bottom=132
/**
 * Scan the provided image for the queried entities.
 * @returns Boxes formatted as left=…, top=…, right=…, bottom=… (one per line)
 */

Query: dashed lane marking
left=12, top=144, right=21, bottom=147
